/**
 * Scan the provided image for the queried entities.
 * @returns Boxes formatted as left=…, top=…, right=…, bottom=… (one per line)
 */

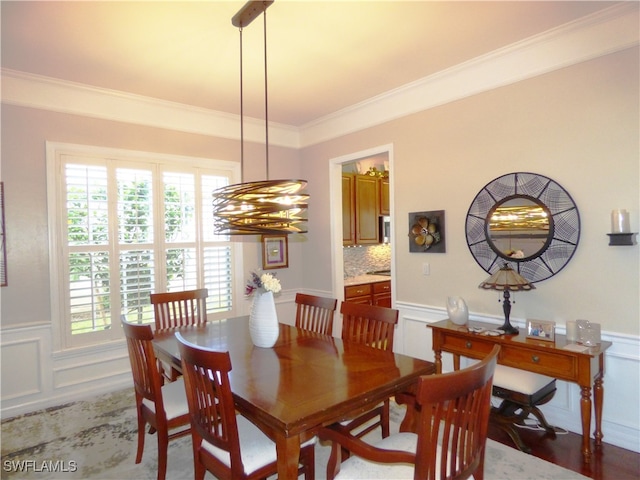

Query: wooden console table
left=428, top=319, right=611, bottom=462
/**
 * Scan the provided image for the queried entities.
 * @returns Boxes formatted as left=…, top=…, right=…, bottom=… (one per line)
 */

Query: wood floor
left=488, top=423, right=639, bottom=480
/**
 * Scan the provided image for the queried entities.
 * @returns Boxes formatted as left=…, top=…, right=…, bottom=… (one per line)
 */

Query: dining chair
left=295, top=292, right=338, bottom=335
left=319, top=344, right=500, bottom=480
left=175, top=332, right=316, bottom=480
left=150, top=288, right=208, bottom=381
left=122, top=319, right=191, bottom=480
left=150, top=288, right=208, bottom=330
left=339, top=301, right=398, bottom=440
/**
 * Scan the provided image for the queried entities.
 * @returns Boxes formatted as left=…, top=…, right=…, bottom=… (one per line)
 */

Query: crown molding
left=2, top=3, right=637, bottom=149
left=0, top=69, right=300, bottom=149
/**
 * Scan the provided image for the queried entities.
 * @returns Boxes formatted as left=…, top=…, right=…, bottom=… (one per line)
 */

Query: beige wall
left=301, top=47, right=639, bottom=335
left=1, top=47, right=638, bottom=338
left=0, top=105, right=305, bottom=328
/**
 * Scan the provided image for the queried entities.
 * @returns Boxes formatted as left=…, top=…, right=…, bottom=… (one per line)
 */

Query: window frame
left=46, top=142, right=243, bottom=351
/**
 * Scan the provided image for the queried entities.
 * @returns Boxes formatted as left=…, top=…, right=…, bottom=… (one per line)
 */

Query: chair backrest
left=413, top=345, right=500, bottom=480
left=176, top=333, right=245, bottom=478
left=150, top=288, right=208, bottom=330
left=340, top=302, right=398, bottom=351
left=295, top=293, right=338, bottom=335
left=122, top=319, right=165, bottom=412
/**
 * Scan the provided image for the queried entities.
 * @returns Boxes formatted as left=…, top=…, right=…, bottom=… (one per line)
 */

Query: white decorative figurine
left=446, top=296, right=469, bottom=326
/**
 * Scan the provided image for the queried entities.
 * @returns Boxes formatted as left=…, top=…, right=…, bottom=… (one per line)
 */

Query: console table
left=428, top=319, right=611, bottom=462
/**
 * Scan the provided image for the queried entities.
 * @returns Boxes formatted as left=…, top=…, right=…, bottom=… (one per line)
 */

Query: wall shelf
left=607, top=233, right=637, bottom=246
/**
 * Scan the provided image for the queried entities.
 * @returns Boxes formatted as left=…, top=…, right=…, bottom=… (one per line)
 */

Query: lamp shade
left=478, top=263, right=535, bottom=292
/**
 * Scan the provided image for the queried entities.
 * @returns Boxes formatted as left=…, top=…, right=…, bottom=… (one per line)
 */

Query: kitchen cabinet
left=342, top=174, right=356, bottom=245
left=380, top=178, right=390, bottom=216
left=355, top=175, right=380, bottom=244
left=344, top=283, right=373, bottom=304
left=345, top=280, right=391, bottom=307
left=372, top=280, right=392, bottom=308
left=342, top=173, right=383, bottom=245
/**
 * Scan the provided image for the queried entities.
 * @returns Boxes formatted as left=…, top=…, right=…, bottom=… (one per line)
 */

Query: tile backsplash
left=343, top=244, right=391, bottom=278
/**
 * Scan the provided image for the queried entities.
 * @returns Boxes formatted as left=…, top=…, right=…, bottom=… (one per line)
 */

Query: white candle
left=611, top=209, right=630, bottom=233
left=566, top=320, right=577, bottom=342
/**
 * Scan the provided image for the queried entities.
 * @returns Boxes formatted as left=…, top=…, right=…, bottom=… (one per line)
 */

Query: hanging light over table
left=212, top=0, right=309, bottom=235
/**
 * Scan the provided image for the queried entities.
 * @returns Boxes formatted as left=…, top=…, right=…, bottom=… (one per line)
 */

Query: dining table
left=152, top=315, right=435, bottom=480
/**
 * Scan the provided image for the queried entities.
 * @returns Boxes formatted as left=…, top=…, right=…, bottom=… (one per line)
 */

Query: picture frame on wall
left=526, top=318, right=555, bottom=342
left=261, top=234, right=288, bottom=270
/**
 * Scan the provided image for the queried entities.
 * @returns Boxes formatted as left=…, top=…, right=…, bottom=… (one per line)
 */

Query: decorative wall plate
left=409, top=210, right=446, bottom=253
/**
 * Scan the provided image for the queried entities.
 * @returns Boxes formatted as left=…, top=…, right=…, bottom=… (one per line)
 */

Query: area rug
left=1, top=388, right=590, bottom=480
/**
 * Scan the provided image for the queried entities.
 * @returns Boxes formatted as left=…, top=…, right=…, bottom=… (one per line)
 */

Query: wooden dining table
left=152, top=315, right=435, bottom=480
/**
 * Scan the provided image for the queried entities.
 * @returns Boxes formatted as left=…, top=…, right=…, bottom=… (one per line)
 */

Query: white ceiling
left=0, top=1, right=625, bottom=127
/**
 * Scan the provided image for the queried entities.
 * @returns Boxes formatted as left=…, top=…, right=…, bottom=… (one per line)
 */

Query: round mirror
left=466, top=172, right=580, bottom=283
left=486, top=196, right=552, bottom=261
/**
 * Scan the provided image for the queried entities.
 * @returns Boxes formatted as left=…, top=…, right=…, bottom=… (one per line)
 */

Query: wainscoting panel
left=1, top=324, right=132, bottom=419
left=0, top=329, right=46, bottom=400
left=395, top=300, right=640, bottom=453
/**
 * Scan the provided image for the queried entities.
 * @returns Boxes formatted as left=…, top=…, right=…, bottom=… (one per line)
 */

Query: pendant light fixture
left=212, top=0, right=309, bottom=235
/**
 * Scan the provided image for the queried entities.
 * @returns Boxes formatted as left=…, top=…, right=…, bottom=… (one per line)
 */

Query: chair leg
left=381, top=399, right=390, bottom=438
left=327, top=442, right=342, bottom=480
left=501, top=423, right=532, bottom=454
left=475, top=453, right=485, bottom=480
left=530, top=406, right=557, bottom=436
left=194, top=454, right=206, bottom=480
left=156, top=429, right=169, bottom=480
left=300, top=444, right=315, bottom=480
left=135, top=410, right=146, bottom=464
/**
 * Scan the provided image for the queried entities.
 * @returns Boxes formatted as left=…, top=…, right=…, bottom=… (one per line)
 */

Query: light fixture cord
left=263, top=7, right=270, bottom=180
left=239, top=26, right=245, bottom=183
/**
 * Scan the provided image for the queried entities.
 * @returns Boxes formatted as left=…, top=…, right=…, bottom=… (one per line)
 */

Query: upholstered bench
left=491, top=364, right=557, bottom=453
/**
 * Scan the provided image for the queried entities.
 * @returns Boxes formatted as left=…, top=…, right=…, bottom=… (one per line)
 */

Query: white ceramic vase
left=446, top=296, right=469, bottom=326
left=249, top=290, right=279, bottom=348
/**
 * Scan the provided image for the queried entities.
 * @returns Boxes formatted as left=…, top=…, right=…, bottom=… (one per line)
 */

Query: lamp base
left=499, top=321, right=519, bottom=335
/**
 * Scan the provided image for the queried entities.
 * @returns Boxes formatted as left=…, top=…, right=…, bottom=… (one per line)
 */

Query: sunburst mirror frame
left=465, top=172, right=580, bottom=283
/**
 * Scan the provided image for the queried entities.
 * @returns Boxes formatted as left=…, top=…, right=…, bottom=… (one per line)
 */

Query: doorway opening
left=328, top=144, right=394, bottom=304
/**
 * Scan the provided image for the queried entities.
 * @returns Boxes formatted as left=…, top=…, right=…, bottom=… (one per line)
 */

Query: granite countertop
left=344, top=274, right=391, bottom=286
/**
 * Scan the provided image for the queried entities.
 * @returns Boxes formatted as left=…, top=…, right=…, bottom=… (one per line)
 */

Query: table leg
left=434, top=350, right=442, bottom=374
left=593, top=376, right=604, bottom=446
left=275, top=434, right=301, bottom=480
left=453, top=353, right=460, bottom=371
left=579, top=385, right=593, bottom=462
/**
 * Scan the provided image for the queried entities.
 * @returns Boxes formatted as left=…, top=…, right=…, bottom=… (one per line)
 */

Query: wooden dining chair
left=151, top=288, right=208, bottom=381
left=339, top=301, right=399, bottom=440
left=150, top=288, right=208, bottom=330
left=319, top=344, right=500, bottom=480
left=295, top=292, right=338, bottom=335
left=175, top=333, right=316, bottom=480
left=122, top=319, right=191, bottom=480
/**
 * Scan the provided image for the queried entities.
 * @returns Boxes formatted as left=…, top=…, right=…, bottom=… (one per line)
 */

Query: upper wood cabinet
left=343, top=173, right=387, bottom=245
left=342, top=174, right=356, bottom=245
left=355, top=175, right=380, bottom=244
left=380, top=178, right=390, bottom=216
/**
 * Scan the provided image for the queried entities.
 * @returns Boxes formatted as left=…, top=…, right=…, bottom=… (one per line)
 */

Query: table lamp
left=478, top=263, right=535, bottom=335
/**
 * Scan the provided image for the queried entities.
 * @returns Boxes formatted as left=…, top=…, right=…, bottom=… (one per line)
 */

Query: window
left=47, top=143, right=241, bottom=349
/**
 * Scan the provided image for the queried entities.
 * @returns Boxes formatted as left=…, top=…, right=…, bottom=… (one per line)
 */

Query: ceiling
left=1, top=1, right=622, bottom=127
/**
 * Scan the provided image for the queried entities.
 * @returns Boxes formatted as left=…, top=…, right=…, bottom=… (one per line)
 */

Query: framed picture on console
left=526, top=319, right=555, bottom=342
